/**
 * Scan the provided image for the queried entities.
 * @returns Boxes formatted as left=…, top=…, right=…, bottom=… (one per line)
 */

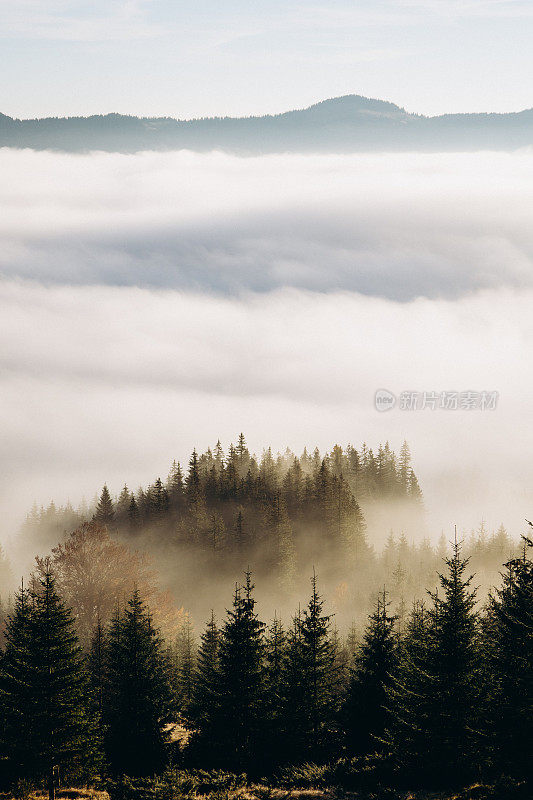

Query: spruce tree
left=384, top=600, right=433, bottom=776
left=386, top=536, right=479, bottom=786
left=281, top=607, right=307, bottom=765
left=270, top=493, right=296, bottom=594
left=0, top=582, right=35, bottom=787
left=197, top=573, right=265, bottom=772
left=174, top=615, right=196, bottom=716
left=103, top=590, right=174, bottom=777
left=116, top=485, right=131, bottom=525
left=344, top=589, right=397, bottom=756
left=283, top=574, right=338, bottom=762
left=0, top=568, right=93, bottom=796
left=483, top=534, right=532, bottom=780
left=93, top=485, right=114, bottom=526
left=263, top=614, right=287, bottom=768
left=188, top=612, right=219, bottom=731
left=88, top=617, right=106, bottom=751
left=127, top=494, right=140, bottom=530
left=186, top=450, right=201, bottom=506
left=167, top=460, right=185, bottom=513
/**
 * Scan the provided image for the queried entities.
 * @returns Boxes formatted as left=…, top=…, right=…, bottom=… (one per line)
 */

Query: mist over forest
left=1, top=83, right=533, bottom=800
left=2, top=435, right=522, bottom=641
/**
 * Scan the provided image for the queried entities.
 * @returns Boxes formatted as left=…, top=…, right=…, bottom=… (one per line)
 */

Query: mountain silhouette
left=1, top=94, right=532, bottom=153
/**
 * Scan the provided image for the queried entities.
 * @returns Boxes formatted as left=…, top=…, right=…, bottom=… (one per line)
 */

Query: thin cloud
left=0, top=0, right=163, bottom=42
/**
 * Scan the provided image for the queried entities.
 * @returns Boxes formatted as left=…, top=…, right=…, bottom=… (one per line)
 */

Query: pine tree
left=93, top=485, right=114, bottom=526
left=386, top=535, right=479, bottom=785
left=186, top=450, right=201, bottom=506
left=270, top=493, right=296, bottom=593
left=384, top=600, right=433, bottom=774
left=88, top=617, right=106, bottom=732
left=208, top=513, right=226, bottom=551
left=344, top=589, right=397, bottom=755
left=148, top=478, right=169, bottom=521
left=103, top=590, right=174, bottom=776
left=0, top=581, right=35, bottom=786
left=188, top=612, right=219, bottom=731
left=281, top=607, right=307, bottom=764
left=196, top=574, right=265, bottom=772
left=167, top=460, right=185, bottom=513
left=263, top=614, right=287, bottom=768
left=398, top=441, right=411, bottom=495
left=483, top=534, right=533, bottom=780
left=0, top=569, right=94, bottom=796
left=175, top=615, right=196, bottom=715
left=285, top=573, right=338, bottom=761
left=127, top=493, right=140, bottom=530
left=0, top=545, right=14, bottom=596
left=233, top=507, right=247, bottom=553
left=116, top=485, right=131, bottom=524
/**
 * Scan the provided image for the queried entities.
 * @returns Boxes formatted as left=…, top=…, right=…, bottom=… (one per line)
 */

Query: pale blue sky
left=2, top=1, right=533, bottom=119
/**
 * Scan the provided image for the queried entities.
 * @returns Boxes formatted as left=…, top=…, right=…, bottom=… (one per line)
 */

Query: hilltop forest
left=0, top=437, right=530, bottom=800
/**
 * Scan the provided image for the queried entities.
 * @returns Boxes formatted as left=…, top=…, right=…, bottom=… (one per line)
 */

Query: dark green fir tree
left=103, top=590, right=175, bottom=777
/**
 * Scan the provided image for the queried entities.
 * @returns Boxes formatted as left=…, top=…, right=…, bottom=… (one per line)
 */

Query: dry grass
left=3, top=791, right=111, bottom=800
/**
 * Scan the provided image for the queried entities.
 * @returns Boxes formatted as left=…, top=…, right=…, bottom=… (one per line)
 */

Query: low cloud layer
left=2, top=148, right=533, bottom=550
left=1, top=278, right=533, bottom=542
left=1, top=149, right=533, bottom=299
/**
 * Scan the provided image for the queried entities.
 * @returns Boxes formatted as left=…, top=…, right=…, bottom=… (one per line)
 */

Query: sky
left=1, top=0, right=533, bottom=119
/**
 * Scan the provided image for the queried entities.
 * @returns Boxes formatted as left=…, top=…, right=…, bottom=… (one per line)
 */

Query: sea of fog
left=1, top=147, right=533, bottom=543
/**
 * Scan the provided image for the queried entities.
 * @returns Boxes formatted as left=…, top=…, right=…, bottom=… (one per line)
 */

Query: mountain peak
left=304, top=94, right=405, bottom=114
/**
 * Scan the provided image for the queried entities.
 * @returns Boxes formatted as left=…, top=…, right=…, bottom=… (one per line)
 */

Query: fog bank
left=1, top=278, right=532, bottom=542
left=1, top=149, right=533, bottom=298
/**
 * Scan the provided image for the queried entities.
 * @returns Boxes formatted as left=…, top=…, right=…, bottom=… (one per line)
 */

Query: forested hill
left=18, top=437, right=519, bottom=631
left=20, top=438, right=426, bottom=624
left=2, top=94, right=533, bottom=153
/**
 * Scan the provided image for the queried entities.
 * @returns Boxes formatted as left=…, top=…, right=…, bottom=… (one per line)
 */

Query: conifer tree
left=344, top=589, right=397, bottom=755
left=483, top=534, right=533, bottom=780
left=209, top=513, right=225, bottom=551
left=103, top=590, right=174, bottom=776
left=148, top=478, right=169, bottom=521
left=386, top=535, right=479, bottom=785
left=188, top=612, right=219, bottom=731
left=196, top=573, right=265, bottom=771
left=0, top=582, right=35, bottom=786
left=398, top=441, right=411, bottom=495
left=0, top=545, right=14, bottom=595
left=270, top=493, right=296, bottom=593
left=88, top=617, right=106, bottom=744
left=284, top=573, right=338, bottom=762
left=281, top=607, right=307, bottom=764
left=263, top=614, right=287, bottom=768
left=175, top=615, right=196, bottom=715
left=116, top=485, right=131, bottom=524
left=93, top=485, right=114, bottom=526
left=0, top=568, right=93, bottom=796
left=186, top=450, right=201, bottom=506
left=167, top=460, right=185, bottom=512
left=383, top=600, right=432, bottom=773
left=127, top=493, right=140, bottom=530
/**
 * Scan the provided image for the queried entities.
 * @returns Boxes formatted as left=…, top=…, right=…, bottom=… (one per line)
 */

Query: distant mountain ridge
left=1, top=94, right=533, bottom=153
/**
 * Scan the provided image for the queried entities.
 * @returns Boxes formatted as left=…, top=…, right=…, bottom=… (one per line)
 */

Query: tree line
left=14, top=434, right=518, bottom=635
left=22, top=437, right=422, bottom=558
left=0, top=533, right=531, bottom=797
